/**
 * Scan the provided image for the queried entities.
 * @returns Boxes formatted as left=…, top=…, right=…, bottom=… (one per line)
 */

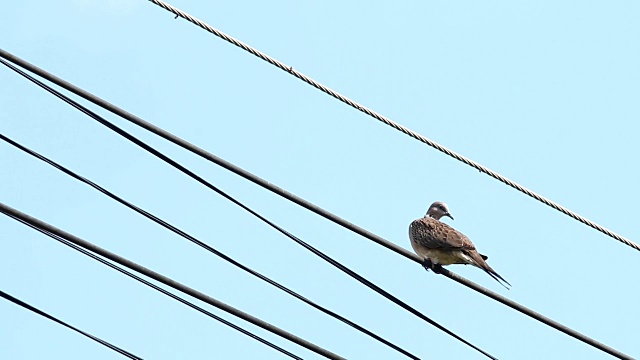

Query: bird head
left=426, top=201, right=454, bottom=221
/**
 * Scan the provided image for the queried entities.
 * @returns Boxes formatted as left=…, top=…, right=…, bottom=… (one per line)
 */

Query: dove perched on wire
left=409, top=201, right=511, bottom=288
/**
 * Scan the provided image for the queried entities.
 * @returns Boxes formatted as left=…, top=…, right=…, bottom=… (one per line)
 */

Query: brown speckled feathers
left=410, top=217, right=476, bottom=252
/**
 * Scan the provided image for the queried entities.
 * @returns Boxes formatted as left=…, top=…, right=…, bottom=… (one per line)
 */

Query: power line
left=0, top=51, right=631, bottom=359
left=4, top=212, right=303, bottom=360
left=140, top=0, right=638, bottom=253
left=0, top=133, right=418, bottom=360
left=0, top=52, right=631, bottom=360
left=0, top=202, right=346, bottom=360
left=0, top=288, right=142, bottom=359
left=0, top=58, right=495, bottom=360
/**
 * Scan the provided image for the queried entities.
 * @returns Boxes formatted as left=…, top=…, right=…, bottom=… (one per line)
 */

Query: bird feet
left=421, top=258, right=433, bottom=271
left=432, top=264, right=444, bottom=274
left=422, top=258, right=443, bottom=274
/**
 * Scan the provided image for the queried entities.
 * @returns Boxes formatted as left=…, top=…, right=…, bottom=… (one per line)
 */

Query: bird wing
left=409, top=217, right=476, bottom=251
left=410, top=217, right=511, bottom=288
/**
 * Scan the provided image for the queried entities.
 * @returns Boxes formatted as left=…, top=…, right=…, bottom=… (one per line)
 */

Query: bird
left=409, top=201, right=511, bottom=288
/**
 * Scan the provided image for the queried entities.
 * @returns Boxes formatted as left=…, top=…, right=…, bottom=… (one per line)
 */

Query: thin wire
left=0, top=202, right=345, bottom=360
left=4, top=213, right=303, bottom=360
left=140, top=0, right=639, bottom=253
left=0, top=53, right=630, bottom=359
left=0, top=58, right=495, bottom=360
left=0, top=288, right=142, bottom=359
left=0, top=133, right=419, bottom=360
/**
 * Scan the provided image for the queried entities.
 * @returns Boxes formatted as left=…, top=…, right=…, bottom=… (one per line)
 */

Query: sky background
left=1, top=1, right=639, bottom=359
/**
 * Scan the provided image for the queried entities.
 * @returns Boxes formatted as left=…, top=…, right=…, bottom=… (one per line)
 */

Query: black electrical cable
left=0, top=57, right=495, bottom=359
left=3, top=212, right=303, bottom=360
left=0, top=132, right=418, bottom=360
left=0, top=288, right=142, bottom=359
left=0, top=202, right=345, bottom=360
left=0, top=51, right=631, bottom=360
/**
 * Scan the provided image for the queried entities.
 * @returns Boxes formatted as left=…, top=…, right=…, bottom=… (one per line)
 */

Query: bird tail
left=469, top=252, right=511, bottom=289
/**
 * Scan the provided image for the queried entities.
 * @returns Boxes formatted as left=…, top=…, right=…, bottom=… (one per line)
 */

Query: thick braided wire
left=146, top=0, right=639, bottom=252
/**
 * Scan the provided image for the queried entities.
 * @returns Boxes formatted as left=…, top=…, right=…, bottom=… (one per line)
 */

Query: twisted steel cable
left=145, top=0, right=638, bottom=252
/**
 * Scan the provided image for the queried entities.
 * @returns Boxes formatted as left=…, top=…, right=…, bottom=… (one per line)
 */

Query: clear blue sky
left=1, top=1, right=638, bottom=359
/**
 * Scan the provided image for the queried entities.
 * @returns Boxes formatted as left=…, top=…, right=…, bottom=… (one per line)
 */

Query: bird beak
left=444, top=212, right=454, bottom=220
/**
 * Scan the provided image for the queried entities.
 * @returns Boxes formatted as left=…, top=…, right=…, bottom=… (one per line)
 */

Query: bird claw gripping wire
left=422, top=258, right=444, bottom=274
